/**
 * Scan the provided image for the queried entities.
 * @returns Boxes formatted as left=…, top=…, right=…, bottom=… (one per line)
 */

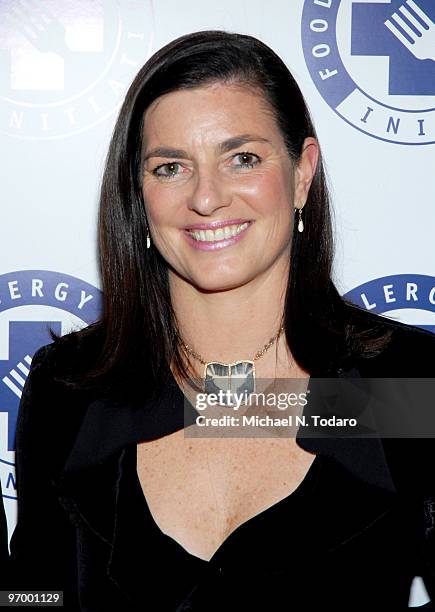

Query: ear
left=294, top=137, right=319, bottom=210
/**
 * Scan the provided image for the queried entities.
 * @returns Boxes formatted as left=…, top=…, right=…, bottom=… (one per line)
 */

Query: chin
left=190, top=270, right=254, bottom=293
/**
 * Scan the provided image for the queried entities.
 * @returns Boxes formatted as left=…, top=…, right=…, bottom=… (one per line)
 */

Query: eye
left=152, top=162, right=183, bottom=180
left=232, top=151, right=261, bottom=169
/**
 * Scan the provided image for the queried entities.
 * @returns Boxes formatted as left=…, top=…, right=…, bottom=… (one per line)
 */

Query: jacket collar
left=53, top=361, right=398, bottom=603
left=58, top=361, right=396, bottom=486
left=295, top=365, right=397, bottom=493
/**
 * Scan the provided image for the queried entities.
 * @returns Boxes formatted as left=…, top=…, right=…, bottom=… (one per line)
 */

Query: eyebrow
left=143, top=134, right=271, bottom=161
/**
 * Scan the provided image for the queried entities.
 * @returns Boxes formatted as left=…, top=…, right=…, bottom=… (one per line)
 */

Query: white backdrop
left=1, top=0, right=434, bottom=605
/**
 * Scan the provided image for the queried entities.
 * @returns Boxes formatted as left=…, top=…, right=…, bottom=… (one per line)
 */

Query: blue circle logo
left=344, top=273, right=435, bottom=329
left=302, top=0, right=435, bottom=145
left=0, top=1, right=155, bottom=140
left=0, top=270, right=102, bottom=502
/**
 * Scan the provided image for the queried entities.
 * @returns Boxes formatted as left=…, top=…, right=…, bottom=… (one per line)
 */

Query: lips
left=186, top=222, right=250, bottom=242
left=183, top=218, right=251, bottom=231
left=182, top=220, right=253, bottom=250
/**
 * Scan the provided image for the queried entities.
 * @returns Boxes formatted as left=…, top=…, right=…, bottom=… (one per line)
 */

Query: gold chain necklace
left=175, top=324, right=285, bottom=401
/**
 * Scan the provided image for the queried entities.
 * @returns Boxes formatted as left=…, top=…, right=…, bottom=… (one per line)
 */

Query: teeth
left=188, top=222, right=249, bottom=242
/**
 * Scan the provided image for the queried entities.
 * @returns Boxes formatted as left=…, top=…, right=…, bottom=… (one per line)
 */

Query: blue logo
left=302, top=0, right=435, bottom=145
left=0, top=270, right=102, bottom=501
left=344, top=273, right=435, bottom=331
left=0, top=1, right=156, bottom=140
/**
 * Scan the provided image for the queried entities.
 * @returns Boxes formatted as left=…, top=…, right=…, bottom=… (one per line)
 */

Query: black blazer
left=3, top=306, right=435, bottom=610
left=0, top=481, right=8, bottom=577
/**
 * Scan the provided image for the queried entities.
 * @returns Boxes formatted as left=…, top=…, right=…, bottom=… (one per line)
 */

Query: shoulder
left=21, top=323, right=104, bottom=426
left=30, top=323, right=103, bottom=381
left=343, top=301, right=435, bottom=377
left=342, top=304, right=435, bottom=497
left=16, top=327, right=104, bottom=471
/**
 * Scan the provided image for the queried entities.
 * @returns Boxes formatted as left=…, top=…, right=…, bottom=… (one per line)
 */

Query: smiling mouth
left=186, top=222, right=250, bottom=242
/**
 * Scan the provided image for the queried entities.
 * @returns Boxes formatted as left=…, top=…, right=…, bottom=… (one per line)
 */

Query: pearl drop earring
left=295, top=206, right=304, bottom=233
left=146, top=226, right=151, bottom=249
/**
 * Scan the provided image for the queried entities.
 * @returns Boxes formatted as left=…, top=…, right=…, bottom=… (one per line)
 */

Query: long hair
left=52, top=30, right=393, bottom=397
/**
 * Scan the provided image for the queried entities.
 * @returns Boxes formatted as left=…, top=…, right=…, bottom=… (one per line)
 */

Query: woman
left=6, top=30, right=435, bottom=610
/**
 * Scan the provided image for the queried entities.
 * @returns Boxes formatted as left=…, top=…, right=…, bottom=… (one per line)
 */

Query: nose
left=187, top=169, right=231, bottom=216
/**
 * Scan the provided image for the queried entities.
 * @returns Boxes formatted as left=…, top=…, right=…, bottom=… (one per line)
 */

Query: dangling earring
left=295, top=206, right=304, bottom=233
left=146, top=226, right=151, bottom=249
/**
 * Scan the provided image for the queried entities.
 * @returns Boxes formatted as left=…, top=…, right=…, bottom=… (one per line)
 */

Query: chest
left=136, top=432, right=316, bottom=561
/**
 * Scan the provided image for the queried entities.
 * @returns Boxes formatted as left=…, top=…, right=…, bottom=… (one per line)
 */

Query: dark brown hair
left=52, top=30, right=393, bottom=398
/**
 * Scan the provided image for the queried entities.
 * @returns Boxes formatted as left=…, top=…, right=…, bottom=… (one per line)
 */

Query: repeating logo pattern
left=0, top=0, right=155, bottom=139
left=344, top=273, right=435, bottom=332
left=0, top=270, right=102, bottom=502
left=302, top=0, right=435, bottom=144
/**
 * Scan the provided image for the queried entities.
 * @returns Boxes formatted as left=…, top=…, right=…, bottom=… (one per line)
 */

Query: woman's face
left=141, top=82, right=318, bottom=291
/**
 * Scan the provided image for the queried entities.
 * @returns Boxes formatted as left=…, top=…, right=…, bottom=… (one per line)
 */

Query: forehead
left=142, top=83, right=280, bottom=145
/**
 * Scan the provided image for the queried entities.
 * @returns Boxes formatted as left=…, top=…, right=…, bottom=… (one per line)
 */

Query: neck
left=168, top=258, right=298, bottom=378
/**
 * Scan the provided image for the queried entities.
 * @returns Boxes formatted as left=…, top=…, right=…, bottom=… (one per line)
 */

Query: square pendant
left=204, top=360, right=255, bottom=404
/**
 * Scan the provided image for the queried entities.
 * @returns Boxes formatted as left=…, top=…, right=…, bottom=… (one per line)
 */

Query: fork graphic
left=384, top=0, right=435, bottom=61
left=6, top=0, right=68, bottom=55
left=2, top=355, right=32, bottom=399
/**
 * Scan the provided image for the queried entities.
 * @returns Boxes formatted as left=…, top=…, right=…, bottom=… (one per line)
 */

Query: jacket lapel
left=52, top=373, right=200, bottom=599
left=52, top=362, right=400, bottom=603
left=52, top=368, right=198, bottom=537
left=296, top=365, right=397, bottom=494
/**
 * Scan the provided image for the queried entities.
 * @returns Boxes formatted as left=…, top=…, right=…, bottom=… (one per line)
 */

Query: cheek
left=143, top=184, right=181, bottom=226
left=236, top=170, right=293, bottom=211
